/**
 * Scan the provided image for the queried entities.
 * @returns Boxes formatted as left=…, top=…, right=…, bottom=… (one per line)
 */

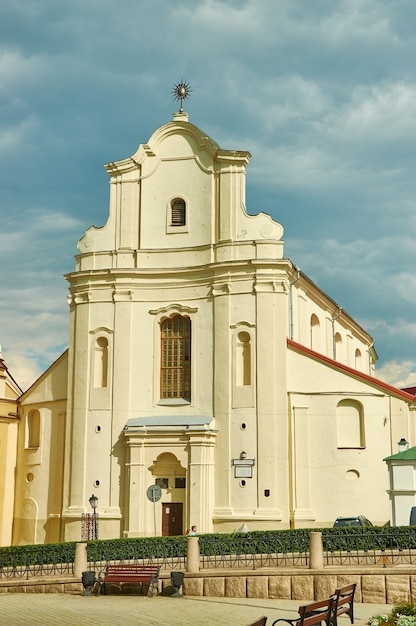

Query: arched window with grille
left=160, top=315, right=191, bottom=400
left=170, top=198, right=186, bottom=227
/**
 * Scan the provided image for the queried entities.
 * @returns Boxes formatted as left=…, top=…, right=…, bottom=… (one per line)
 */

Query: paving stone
left=362, top=575, right=386, bottom=604
left=0, top=593, right=394, bottom=626
left=269, top=576, right=291, bottom=599
left=204, top=577, right=225, bottom=597
left=315, top=574, right=336, bottom=599
left=64, top=582, right=83, bottom=594
left=410, top=575, right=416, bottom=604
left=386, top=575, right=411, bottom=605
left=247, top=576, right=268, bottom=598
left=9, top=585, right=26, bottom=593
left=26, top=584, right=46, bottom=593
left=336, top=575, right=362, bottom=602
left=47, top=583, right=66, bottom=593
left=292, top=575, right=314, bottom=601
left=183, top=576, right=203, bottom=596
left=225, top=576, right=246, bottom=598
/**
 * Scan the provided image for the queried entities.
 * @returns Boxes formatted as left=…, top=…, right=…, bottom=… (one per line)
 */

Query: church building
left=12, top=104, right=415, bottom=544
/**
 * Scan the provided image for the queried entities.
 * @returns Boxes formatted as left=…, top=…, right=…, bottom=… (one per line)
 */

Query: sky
left=1, top=0, right=415, bottom=392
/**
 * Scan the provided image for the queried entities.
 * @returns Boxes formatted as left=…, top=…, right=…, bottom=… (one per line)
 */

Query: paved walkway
left=0, top=593, right=392, bottom=626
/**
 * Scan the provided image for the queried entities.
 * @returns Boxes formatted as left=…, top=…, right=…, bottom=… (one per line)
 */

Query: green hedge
left=87, top=535, right=187, bottom=562
left=0, top=541, right=76, bottom=568
left=2, top=526, right=416, bottom=568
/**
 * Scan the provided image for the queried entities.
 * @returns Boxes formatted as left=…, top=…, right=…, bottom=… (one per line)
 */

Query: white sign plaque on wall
left=235, top=465, right=253, bottom=478
left=232, top=458, right=255, bottom=479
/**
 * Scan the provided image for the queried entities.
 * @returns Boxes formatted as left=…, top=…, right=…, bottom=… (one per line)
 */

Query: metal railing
left=87, top=538, right=187, bottom=572
left=2, top=529, right=416, bottom=580
left=0, top=543, right=75, bottom=580
left=323, top=531, right=416, bottom=567
left=199, top=534, right=309, bottom=569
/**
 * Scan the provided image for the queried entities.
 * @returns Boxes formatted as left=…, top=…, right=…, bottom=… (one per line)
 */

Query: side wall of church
left=287, top=346, right=413, bottom=527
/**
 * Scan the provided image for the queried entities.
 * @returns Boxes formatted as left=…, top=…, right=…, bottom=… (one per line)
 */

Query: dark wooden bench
left=246, top=583, right=355, bottom=626
left=269, top=597, right=335, bottom=626
left=330, top=583, right=356, bottom=626
left=98, top=564, right=160, bottom=596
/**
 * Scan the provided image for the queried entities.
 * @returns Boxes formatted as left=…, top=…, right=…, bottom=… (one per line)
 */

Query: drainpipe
left=331, top=307, right=342, bottom=360
left=288, top=267, right=300, bottom=530
left=288, top=267, right=301, bottom=340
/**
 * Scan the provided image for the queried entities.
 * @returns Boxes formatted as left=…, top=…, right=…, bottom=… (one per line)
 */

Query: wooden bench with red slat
left=99, top=564, right=160, bottom=596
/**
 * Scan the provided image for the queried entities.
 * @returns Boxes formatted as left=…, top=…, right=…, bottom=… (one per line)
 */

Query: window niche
left=26, top=410, right=40, bottom=449
left=355, top=348, right=363, bottom=371
left=335, top=332, right=343, bottom=362
left=310, top=314, right=320, bottom=352
left=236, top=331, right=251, bottom=386
left=232, top=325, right=255, bottom=408
left=336, top=399, right=365, bottom=448
left=93, top=337, right=109, bottom=388
left=89, top=328, right=113, bottom=410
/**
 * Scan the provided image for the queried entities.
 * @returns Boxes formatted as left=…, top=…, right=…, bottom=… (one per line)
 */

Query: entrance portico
left=123, top=416, right=216, bottom=536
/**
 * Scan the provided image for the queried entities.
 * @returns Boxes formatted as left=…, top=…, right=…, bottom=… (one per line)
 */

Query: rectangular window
left=161, top=315, right=191, bottom=400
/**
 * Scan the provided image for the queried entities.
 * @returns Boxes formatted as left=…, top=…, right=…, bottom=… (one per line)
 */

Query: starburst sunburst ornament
left=172, top=80, right=192, bottom=112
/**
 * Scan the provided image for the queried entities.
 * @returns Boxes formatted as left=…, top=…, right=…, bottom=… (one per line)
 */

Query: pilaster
left=254, top=272, right=289, bottom=520
left=212, top=281, right=233, bottom=517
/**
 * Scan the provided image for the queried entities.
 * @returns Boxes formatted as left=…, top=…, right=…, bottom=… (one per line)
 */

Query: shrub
left=368, top=605, right=416, bottom=626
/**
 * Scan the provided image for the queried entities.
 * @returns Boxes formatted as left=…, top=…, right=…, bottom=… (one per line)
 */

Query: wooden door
left=162, top=503, right=183, bottom=536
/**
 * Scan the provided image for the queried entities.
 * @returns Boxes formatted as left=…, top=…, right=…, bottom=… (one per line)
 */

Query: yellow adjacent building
left=0, top=348, right=22, bottom=545
left=10, top=109, right=416, bottom=545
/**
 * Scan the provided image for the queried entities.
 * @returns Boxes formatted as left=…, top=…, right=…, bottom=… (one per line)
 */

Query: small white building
left=12, top=108, right=416, bottom=545
left=384, top=439, right=416, bottom=526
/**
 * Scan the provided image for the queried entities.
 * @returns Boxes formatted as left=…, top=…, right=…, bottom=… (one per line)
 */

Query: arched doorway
left=149, top=453, right=186, bottom=536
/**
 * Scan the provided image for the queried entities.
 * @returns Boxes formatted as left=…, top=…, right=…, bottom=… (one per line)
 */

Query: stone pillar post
left=186, top=536, right=200, bottom=573
left=74, top=542, right=88, bottom=578
left=309, top=531, right=324, bottom=569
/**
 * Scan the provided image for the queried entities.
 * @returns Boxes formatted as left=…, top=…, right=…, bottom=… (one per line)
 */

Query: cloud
left=0, top=208, right=82, bottom=389
left=328, top=81, right=416, bottom=143
left=0, top=0, right=415, bottom=391
left=377, top=360, right=416, bottom=388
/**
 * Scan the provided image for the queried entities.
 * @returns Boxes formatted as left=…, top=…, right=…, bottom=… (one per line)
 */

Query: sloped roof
left=0, top=357, right=23, bottom=396
left=287, top=338, right=415, bottom=403
left=384, top=446, right=416, bottom=462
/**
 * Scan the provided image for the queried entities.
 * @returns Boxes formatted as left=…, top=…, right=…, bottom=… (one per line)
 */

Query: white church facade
left=12, top=109, right=415, bottom=545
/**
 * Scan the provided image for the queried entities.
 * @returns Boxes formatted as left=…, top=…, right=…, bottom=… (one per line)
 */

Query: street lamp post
left=89, top=494, right=99, bottom=540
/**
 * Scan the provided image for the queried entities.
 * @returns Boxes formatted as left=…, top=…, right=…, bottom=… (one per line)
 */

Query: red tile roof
left=287, top=339, right=415, bottom=403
